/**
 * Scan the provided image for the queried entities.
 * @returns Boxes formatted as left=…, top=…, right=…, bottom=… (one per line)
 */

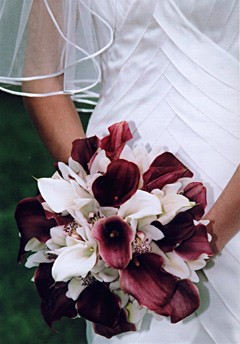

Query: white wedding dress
left=0, top=1, right=239, bottom=343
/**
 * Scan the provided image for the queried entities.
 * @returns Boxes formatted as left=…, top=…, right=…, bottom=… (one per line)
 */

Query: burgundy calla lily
left=175, top=224, right=213, bottom=260
left=119, top=253, right=199, bottom=322
left=183, top=182, right=207, bottom=220
left=93, top=309, right=136, bottom=338
left=100, top=121, right=133, bottom=160
left=162, top=279, right=200, bottom=323
left=92, top=159, right=140, bottom=207
left=153, top=212, right=195, bottom=252
left=92, top=216, right=135, bottom=269
left=71, top=135, right=99, bottom=171
left=15, top=198, right=56, bottom=262
left=143, top=152, right=193, bottom=192
left=34, top=263, right=77, bottom=327
left=76, top=282, right=121, bottom=328
left=44, top=209, right=72, bottom=226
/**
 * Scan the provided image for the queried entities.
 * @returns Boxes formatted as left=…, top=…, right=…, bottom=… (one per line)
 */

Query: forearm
left=23, top=94, right=85, bottom=162
left=204, top=166, right=240, bottom=254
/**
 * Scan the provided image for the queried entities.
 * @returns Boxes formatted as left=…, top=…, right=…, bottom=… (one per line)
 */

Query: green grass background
left=0, top=91, right=90, bottom=344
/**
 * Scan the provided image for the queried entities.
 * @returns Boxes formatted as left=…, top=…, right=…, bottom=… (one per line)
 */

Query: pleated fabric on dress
left=0, top=1, right=239, bottom=343
left=86, top=1, right=240, bottom=343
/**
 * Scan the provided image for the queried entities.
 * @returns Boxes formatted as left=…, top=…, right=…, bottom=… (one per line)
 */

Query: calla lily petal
left=119, top=253, right=177, bottom=314
left=25, top=237, right=46, bottom=252
left=71, top=136, right=99, bottom=171
left=34, top=263, right=77, bottom=327
left=126, top=300, right=147, bottom=325
left=89, top=149, right=110, bottom=175
left=92, top=216, right=134, bottom=269
left=118, top=190, right=161, bottom=220
left=119, top=253, right=199, bottom=322
left=58, top=162, right=87, bottom=190
left=175, top=224, right=213, bottom=260
left=77, top=282, right=121, bottom=327
left=25, top=250, right=51, bottom=268
left=38, top=178, right=76, bottom=213
left=163, top=251, right=191, bottom=279
left=52, top=242, right=97, bottom=282
left=92, top=159, right=140, bottom=207
left=44, top=209, right=71, bottom=226
left=162, top=194, right=194, bottom=216
left=93, top=309, right=136, bottom=339
left=162, top=279, right=200, bottom=323
left=153, top=212, right=195, bottom=252
left=100, top=121, right=133, bottom=161
left=15, top=197, right=56, bottom=262
left=66, top=277, right=88, bottom=301
left=183, top=182, right=207, bottom=220
left=143, top=152, right=193, bottom=192
left=140, top=224, right=164, bottom=241
left=96, top=267, right=119, bottom=283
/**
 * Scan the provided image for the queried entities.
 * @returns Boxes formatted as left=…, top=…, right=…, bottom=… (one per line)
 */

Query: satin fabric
left=85, top=1, right=240, bottom=343
left=0, top=1, right=239, bottom=343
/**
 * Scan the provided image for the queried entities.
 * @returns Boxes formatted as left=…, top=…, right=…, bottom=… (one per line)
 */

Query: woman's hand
left=203, top=166, right=240, bottom=255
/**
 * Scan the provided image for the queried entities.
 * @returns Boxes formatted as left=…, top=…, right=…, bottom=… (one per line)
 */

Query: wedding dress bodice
left=87, top=0, right=239, bottom=206
left=86, top=1, right=240, bottom=343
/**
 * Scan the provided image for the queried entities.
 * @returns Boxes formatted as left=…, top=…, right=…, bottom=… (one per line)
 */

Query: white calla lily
left=110, top=279, right=121, bottom=291
left=95, top=267, right=119, bottom=283
left=46, top=226, right=67, bottom=250
left=58, top=162, right=87, bottom=190
left=38, top=178, right=76, bottom=213
left=65, top=235, right=83, bottom=247
left=164, top=251, right=191, bottom=279
left=52, top=241, right=97, bottom=282
left=68, top=157, right=87, bottom=178
left=139, top=224, right=164, bottom=241
left=66, top=277, right=88, bottom=301
left=38, top=176, right=95, bottom=218
left=25, top=238, right=46, bottom=252
left=90, top=149, right=110, bottom=175
left=159, top=193, right=195, bottom=225
left=137, top=216, right=163, bottom=241
left=132, top=145, right=151, bottom=174
left=113, top=290, right=129, bottom=308
left=162, top=182, right=182, bottom=195
left=186, top=254, right=209, bottom=283
left=25, top=251, right=52, bottom=268
left=119, top=145, right=136, bottom=164
left=118, top=190, right=162, bottom=220
left=162, top=193, right=193, bottom=212
left=126, top=300, right=147, bottom=326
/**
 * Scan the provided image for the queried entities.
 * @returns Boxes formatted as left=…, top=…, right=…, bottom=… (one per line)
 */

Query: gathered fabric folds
left=0, top=1, right=239, bottom=343
left=86, top=1, right=240, bottom=343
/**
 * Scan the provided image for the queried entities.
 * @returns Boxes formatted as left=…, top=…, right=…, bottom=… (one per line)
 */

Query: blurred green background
left=0, top=91, right=90, bottom=344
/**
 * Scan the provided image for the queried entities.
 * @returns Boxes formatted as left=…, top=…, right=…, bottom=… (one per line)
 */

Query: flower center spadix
left=133, top=258, right=141, bottom=267
left=109, top=229, right=120, bottom=238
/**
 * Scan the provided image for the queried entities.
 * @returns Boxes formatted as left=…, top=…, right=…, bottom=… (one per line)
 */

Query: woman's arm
left=22, top=1, right=85, bottom=162
left=204, top=166, right=240, bottom=254
left=23, top=78, right=85, bottom=162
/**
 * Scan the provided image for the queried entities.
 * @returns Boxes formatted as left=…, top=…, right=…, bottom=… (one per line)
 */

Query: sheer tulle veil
left=0, top=0, right=113, bottom=110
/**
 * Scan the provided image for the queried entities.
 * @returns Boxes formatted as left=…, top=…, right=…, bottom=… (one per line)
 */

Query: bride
left=0, top=1, right=239, bottom=343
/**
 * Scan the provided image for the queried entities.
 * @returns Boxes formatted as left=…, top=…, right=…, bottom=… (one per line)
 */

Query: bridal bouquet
left=16, top=121, right=213, bottom=338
